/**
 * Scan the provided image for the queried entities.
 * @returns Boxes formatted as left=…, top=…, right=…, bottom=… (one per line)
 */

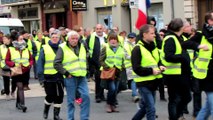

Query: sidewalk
left=0, top=78, right=96, bottom=100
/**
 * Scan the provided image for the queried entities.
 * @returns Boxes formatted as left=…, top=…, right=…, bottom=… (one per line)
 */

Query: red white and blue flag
left=135, top=0, right=151, bottom=30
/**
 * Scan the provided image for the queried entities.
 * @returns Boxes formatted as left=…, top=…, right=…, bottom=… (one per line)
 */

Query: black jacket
left=190, top=25, right=213, bottom=91
left=131, top=40, right=161, bottom=91
left=163, top=31, right=199, bottom=77
left=86, top=35, right=107, bottom=69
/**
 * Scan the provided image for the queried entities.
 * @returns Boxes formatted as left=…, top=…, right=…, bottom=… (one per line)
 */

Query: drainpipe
left=171, top=0, right=174, bottom=19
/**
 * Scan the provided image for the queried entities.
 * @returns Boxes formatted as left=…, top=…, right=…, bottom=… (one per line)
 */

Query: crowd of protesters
left=0, top=10, right=213, bottom=120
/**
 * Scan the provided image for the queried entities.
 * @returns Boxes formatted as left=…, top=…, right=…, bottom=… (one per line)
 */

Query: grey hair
left=51, top=29, right=60, bottom=37
left=67, top=30, right=80, bottom=39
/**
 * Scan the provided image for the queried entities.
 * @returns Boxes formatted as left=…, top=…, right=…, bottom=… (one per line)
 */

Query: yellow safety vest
left=124, top=41, right=134, bottom=68
left=44, top=37, right=50, bottom=45
left=104, top=44, right=124, bottom=70
left=43, top=44, right=58, bottom=74
left=89, top=33, right=107, bottom=58
left=161, top=35, right=182, bottom=75
left=27, top=39, right=33, bottom=54
left=34, top=41, right=42, bottom=61
left=9, top=47, right=29, bottom=67
left=133, top=41, right=162, bottom=82
left=0, top=45, right=8, bottom=68
left=182, top=35, right=194, bottom=69
left=60, top=43, right=87, bottom=77
left=193, top=36, right=212, bottom=79
left=118, top=35, right=124, bottom=47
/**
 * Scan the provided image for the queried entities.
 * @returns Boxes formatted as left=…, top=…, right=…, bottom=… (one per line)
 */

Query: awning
left=3, top=1, right=38, bottom=7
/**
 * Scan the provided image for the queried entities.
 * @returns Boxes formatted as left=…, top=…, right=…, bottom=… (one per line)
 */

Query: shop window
left=18, top=8, right=38, bottom=19
left=148, top=3, right=163, bottom=31
left=97, top=7, right=112, bottom=29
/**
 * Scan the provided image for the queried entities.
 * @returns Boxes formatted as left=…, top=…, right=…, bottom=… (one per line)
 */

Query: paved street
left=0, top=77, right=209, bottom=120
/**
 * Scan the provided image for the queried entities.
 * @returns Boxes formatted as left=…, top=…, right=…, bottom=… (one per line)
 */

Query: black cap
left=128, top=32, right=136, bottom=38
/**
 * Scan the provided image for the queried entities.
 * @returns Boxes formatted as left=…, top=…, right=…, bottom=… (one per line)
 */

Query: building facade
left=82, top=0, right=213, bottom=33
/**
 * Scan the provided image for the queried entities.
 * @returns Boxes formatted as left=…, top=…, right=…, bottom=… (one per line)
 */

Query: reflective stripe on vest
left=43, top=44, right=58, bottom=74
left=60, top=43, right=87, bottom=77
left=105, top=44, right=124, bottom=70
left=9, top=47, right=29, bottom=67
left=124, top=41, right=134, bottom=68
left=161, top=35, right=182, bottom=75
left=193, top=36, right=212, bottom=79
left=0, top=45, right=8, bottom=68
left=133, top=41, right=162, bottom=82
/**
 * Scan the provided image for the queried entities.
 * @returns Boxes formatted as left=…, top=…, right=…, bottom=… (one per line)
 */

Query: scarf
left=12, top=41, right=27, bottom=50
left=205, top=23, right=213, bottom=32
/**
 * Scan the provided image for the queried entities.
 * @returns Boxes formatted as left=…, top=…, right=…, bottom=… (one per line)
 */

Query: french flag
left=135, top=0, right=151, bottom=30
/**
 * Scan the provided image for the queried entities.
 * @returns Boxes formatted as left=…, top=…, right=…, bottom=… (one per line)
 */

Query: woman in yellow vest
left=5, top=35, right=34, bottom=112
left=99, top=32, right=124, bottom=113
left=0, top=34, right=16, bottom=100
left=131, top=24, right=165, bottom=120
left=37, top=30, right=64, bottom=120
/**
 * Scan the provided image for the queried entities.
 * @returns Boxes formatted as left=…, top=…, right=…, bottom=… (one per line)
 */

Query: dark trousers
left=165, top=75, right=192, bottom=120
left=158, top=78, right=165, bottom=99
left=33, top=61, right=37, bottom=78
left=3, top=76, right=16, bottom=95
left=94, top=67, right=104, bottom=99
left=192, top=78, right=202, bottom=117
left=44, top=81, right=64, bottom=104
left=2, top=76, right=16, bottom=95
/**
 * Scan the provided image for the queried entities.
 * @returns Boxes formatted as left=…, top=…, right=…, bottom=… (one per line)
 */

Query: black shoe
left=160, top=98, right=167, bottom=102
left=96, top=98, right=101, bottom=103
left=54, top=107, right=62, bottom=120
left=43, top=104, right=51, bottom=119
left=183, top=109, right=189, bottom=114
left=20, top=104, right=27, bottom=112
left=101, top=97, right=106, bottom=101
left=18, top=104, right=27, bottom=112
left=1, top=89, right=5, bottom=95
left=16, top=103, right=22, bottom=110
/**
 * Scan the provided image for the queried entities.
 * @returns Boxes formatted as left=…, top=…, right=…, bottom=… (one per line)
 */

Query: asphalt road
left=0, top=77, right=210, bottom=120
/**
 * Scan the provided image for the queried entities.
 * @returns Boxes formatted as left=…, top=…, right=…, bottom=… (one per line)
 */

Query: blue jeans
left=106, top=80, right=119, bottom=106
left=196, top=92, right=213, bottom=120
left=64, top=77, right=90, bottom=120
left=131, top=80, right=138, bottom=97
left=132, top=87, right=156, bottom=120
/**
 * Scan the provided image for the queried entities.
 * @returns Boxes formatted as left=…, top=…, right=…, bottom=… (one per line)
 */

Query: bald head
left=95, top=24, right=104, bottom=37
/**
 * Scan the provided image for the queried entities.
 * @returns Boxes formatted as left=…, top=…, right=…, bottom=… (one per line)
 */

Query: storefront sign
left=72, top=0, right=87, bottom=11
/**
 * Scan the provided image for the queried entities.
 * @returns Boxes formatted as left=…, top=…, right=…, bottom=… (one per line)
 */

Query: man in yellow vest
left=37, top=30, right=64, bottom=120
left=191, top=11, right=213, bottom=120
left=86, top=24, right=107, bottom=103
left=161, top=18, right=208, bottom=120
left=124, top=32, right=139, bottom=102
left=131, top=24, right=166, bottom=120
left=54, top=30, right=90, bottom=120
